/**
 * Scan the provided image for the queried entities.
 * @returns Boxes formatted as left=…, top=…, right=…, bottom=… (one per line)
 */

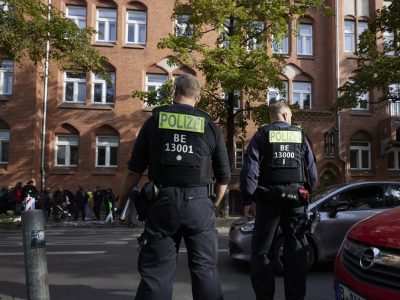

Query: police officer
left=240, top=101, right=317, bottom=300
left=117, top=74, right=230, bottom=300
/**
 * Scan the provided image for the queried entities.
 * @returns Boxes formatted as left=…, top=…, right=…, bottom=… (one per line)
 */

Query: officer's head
left=173, top=74, right=201, bottom=106
left=269, top=100, right=292, bottom=124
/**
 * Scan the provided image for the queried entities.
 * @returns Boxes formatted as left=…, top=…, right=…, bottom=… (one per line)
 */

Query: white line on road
left=0, top=251, right=106, bottom=256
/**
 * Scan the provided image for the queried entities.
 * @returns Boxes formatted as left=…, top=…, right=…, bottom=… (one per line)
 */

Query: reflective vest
left=149, top=105, right=212, bottom=186
left=259, top=124, right=307, bottom=186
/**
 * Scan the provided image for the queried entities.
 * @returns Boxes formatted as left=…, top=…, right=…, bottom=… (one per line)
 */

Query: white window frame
left=222, top=90, right=241, bottom=111
left=247, top=21, right=264, bottom=51
left=0, top=60, right=13, bottom=95
left=384, top=30, right=395, bottom=56
left=63, top=71, right=86, bottom=103
left=267, top=81, right=288, bottom=104
left=357, top=21, right=368, bottom=43
left=96, top=136, right=119, bottom=167
left=0, top=130, right=10, bottom=164
left=0, top=1, right=8, bottom=11
left=92, top=72, right=115, bottom=104
left=175, top=15, right=193, bottom=37
left=350, top=141, right=371, bottom=170
left=344, top=20, right=355, bottom=53
left=388, top=147, right=400, bottom=170
left=96, top=8, right=117, bottom=42
left=55, top=135, right=79, bottom=167
left=389, top=84, right=400, bottom=116
left=297, top=24, right=313, bottom=56
left=146, top=74, right=168, bottom=92
left=66, top=5, right=86, bottom=29
left=220, top=19, right=231, bottom=48
left=126, top=10, right=147, bottom=45
left=354, top=91, right=369, bottom=110
left=292, top=81, right=311, bottom=109
left=235, top=141, right=244, bottom=169
left=272, top=35, right=289, bottom=54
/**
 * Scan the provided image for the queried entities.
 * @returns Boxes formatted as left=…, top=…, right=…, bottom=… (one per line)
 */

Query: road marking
left=178, top=249, right=229, bottom=253
left=0, top=251, right=106, bottom=256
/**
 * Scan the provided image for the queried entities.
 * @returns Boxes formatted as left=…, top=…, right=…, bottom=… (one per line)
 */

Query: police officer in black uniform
left=117, top=74, right=230, bottom=300
left=240, top=101, right=317, bottom=300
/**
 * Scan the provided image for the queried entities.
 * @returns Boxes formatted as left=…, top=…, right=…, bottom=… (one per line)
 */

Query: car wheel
left=272, top=235, right=315, bottom=276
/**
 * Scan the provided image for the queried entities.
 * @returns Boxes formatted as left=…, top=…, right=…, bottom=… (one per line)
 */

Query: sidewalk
left=0, top=215, right=238, bottom=230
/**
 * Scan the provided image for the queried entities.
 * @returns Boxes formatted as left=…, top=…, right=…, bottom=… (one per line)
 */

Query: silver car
left=229, top=181, right=400, bottom=274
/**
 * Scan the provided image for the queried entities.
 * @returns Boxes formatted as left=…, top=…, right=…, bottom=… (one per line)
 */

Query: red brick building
left=0, top=0, right=398, bottom=214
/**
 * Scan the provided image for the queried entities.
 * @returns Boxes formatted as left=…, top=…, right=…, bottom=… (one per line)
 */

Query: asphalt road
left=0, top=227, right=335, bottom=299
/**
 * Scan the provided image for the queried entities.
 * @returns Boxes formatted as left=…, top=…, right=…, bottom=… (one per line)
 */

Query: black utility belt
left=255, top=184, right=309, bottom=207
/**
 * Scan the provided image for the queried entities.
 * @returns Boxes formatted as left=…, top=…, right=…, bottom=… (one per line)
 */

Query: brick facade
left=0, top=0, right=399, bottom=214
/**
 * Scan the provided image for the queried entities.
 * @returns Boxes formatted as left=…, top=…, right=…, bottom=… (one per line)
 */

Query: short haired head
left=173, top=74, right=201, bottom=103
left=269, top=100, right=292, bottom=123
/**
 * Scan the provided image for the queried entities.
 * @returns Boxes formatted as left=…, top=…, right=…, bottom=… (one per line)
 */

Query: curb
left=0, top=217, right=238, bottom=230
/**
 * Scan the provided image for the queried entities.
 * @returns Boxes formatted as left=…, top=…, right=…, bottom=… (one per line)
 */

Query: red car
left=334, top=206, right=400, bottom=300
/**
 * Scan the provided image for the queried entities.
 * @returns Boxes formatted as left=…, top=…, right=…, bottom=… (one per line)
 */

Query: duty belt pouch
left=275, top=185, right=305, bottom=207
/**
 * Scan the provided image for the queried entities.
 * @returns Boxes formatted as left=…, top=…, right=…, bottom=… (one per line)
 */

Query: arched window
left=55, top=124, right=79, bottom=167
left=95, top=125, right=119, bottom=167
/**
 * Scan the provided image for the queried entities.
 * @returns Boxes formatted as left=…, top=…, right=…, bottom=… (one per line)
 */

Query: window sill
left=123, top=44, right=146, bottom=49
left=0, top=165, right=9, bottom=174
left=92, top=168, right=118, bottom=175
left=0, top=95, right=11, bottom=101
left=93, top=42, right=116, bottom=47
left=296, top=55, right=314, bottom=60
left=350, top=110, right=373, bottom=116
left=50, top=167, right=78, bottom=175
left=349, top=170, right=374, bottom=177
left=344, top=53, right=358, bottom=59
left=59, top=103, right=114, bottom=110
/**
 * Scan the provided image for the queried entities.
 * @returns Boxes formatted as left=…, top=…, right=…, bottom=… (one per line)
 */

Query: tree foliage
left=133, top=0, right=328, bottom=166
left=337, top=1, right=400, bottom=111
left=0, top=0, right=108, bottom=75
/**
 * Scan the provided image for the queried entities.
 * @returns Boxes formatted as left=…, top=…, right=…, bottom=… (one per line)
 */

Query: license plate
left=335, top=282, right=365, bottom=300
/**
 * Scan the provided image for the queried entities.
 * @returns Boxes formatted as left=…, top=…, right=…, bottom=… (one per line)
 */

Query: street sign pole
left=22, top=210, right=50, bottom=300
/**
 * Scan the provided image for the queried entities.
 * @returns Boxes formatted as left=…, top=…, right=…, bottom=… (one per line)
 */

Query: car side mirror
left=328, top=201, right=350, bottom=218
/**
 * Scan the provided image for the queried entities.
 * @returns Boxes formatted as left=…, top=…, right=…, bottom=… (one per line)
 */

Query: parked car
left=229, top=181, right=400, bottom=274
left=334, top=206, right=400, bottom=300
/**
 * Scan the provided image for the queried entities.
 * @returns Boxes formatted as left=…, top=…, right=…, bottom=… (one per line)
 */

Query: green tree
left=0, top=0, right=108, bottom=74
left=337, top=1, right=400, bottom=111
left=135, top=0, right=328, bottom=167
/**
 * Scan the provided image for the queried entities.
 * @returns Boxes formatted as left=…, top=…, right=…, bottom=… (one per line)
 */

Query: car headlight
left=240, top=223, right=255, bottom=233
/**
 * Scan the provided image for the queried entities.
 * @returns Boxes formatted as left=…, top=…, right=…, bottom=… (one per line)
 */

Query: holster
left=134, top=181, right=159, bottom=221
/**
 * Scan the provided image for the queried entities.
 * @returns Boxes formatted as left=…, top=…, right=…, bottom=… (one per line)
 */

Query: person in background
left=74, top=186, right=86, bottom=221
left=84, top=188, right=93, bottom=220
left=93, top=186, right=104, bottom=220
left=13, top=182, right=23, bottom=215
left=21, top=180, right=39, bottom=211
left=104, top=188, right=115, bottom=223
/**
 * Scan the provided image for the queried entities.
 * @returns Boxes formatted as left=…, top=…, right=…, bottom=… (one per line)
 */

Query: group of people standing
left=0, top=182, right=118, bottom=223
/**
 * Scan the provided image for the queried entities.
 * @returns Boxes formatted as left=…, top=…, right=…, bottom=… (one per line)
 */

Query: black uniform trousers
left=135, top=186, right=223, bottom=300
left=251, top=186, right=308, bottom=300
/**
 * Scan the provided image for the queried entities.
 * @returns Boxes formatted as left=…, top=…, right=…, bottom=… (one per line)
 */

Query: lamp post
left=40, top=0, right=51, bottom=195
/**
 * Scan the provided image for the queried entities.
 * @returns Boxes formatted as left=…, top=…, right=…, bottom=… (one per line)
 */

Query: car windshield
left=310, top=184, right=347, bottom=202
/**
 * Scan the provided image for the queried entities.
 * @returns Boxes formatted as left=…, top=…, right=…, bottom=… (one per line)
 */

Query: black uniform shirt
left=128, top=103, right=231, bottom=185
left=240, top=121, right=318, bottom=205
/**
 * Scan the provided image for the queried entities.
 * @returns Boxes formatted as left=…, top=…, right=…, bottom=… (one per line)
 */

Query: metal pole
left=22, top=210, right=50, bottom=300
left=40, top=0, right=51, bottom=194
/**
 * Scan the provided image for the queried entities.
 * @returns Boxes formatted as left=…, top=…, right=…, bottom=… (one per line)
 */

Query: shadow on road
left=0, top=281, right=134, bottom=300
